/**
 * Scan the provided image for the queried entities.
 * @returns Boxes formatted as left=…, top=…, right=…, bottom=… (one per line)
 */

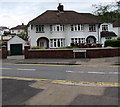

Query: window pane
left=71, top=25, right=74, bottom=31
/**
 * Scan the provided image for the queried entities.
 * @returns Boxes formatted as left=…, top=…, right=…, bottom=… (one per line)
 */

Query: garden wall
left=24, top=46, right=120, bottom=59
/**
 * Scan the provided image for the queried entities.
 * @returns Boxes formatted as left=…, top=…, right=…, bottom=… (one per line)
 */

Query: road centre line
left=66, top=70, right=84, bottom=73
left=1, top=67, right=118, bottom=74
left=1, top=67, right=36, bottom=71
left=88, top=72, right=105, bottom=74
left=17, top=68, right=36, bottom=71
left=0, top=68, right=11, bottom=70
left=1, top=76, right=120, bottom=87
left=66, top=70, right=119, bottom=75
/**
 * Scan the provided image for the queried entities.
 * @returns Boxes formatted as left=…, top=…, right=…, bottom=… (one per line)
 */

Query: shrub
left=57, top=46, right=79, bottom=49
left=31, top=46, right=45, bottom=49
left=104, top=40, right=120, bottom=47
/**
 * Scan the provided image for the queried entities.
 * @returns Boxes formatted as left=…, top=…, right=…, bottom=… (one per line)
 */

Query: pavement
left=2, top=55, right=120, bottom=66
left=2, top=78, right=119, bottom=106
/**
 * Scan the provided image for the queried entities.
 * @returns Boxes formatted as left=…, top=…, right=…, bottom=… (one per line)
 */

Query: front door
left=39, top=39, right=47, bottom=48
left=86, top=36, right=96, bottom=44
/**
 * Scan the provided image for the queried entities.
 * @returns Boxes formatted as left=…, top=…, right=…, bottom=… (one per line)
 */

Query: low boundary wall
left=24, top=46, right=120, bottom=59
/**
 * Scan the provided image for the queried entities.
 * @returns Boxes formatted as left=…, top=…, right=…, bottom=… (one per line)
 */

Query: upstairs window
left=89, top=24, right=96, bottom=32
left=36, top=25, right=44, bottom=32
left=102, top=25, right=108, bottom=31
left=50, top=24, right=64, bottom=32
left=71, top=24, right=84, bottom=31
left=31, top=25, right=33, bottom=30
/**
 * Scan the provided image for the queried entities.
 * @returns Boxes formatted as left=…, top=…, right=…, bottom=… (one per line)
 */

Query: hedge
left=104, top=40, right=120, bottom=47
left=31, top=46, right=45, bottom=49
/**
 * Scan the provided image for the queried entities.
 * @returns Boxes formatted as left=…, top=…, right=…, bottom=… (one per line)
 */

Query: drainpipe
left=98, top=24, right=101, bottom=44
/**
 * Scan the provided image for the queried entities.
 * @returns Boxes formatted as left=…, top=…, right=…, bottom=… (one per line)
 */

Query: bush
left=31, top=46, right=45, bottom=49
left=104, top=40, right=120, bottom=47
left=57, top=46, right=78, bottom=49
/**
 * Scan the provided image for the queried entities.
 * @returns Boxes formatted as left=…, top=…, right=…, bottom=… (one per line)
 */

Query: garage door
left=10, top=44, right=23, bottom=55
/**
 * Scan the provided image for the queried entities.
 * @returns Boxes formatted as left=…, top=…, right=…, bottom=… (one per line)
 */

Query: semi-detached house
left=27, top=4, right=117, bottom=48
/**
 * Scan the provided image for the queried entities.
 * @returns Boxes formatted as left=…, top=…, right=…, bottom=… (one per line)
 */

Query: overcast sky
left=0, top=0, right=116, bottom=28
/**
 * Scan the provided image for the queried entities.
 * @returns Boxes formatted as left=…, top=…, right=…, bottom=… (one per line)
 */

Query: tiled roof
left=29, top=10, right=101, bottom=25
left=11, top=24, right=26, bottom=30
left=113, top=21, right=120, bottom=27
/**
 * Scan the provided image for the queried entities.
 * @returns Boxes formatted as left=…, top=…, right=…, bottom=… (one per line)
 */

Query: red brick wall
left=24, top=46, right=120, bottom=59
left=87, top=48, right=120, bottom=58
left=24, top=46, right=74, bottom=59
left=0, top=46, right=7, bottom=59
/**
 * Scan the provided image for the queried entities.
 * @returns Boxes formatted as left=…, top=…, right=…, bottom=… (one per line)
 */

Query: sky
left=0, top=0, right=117, bottom=28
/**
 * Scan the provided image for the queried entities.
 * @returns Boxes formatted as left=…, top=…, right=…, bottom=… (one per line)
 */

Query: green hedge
left=31, top=46, right=45, bottom=49
left=104, top=40, right=120, bottom=47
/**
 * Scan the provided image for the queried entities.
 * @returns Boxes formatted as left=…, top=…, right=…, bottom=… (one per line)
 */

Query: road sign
left=73, top=50, right=86, bottom=52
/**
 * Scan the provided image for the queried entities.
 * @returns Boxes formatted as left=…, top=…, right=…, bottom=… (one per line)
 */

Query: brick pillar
left=2, top=46, right=7, bottom=59
left=24, top=45, right=30, bottom=59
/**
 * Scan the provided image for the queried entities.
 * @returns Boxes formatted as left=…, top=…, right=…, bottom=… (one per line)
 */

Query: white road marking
left=66, top=71, right=84, bottom=73
left=88, top=72, right=105, bottom=74
left=66, top=70, right=119, bottom=75
left=17, top=69, right=36, bottom=71
left=0, top=68, right=12, bottom=70
left=109, top=72, right=118, bottom=74
left=66, top=71, right=74, bottom=73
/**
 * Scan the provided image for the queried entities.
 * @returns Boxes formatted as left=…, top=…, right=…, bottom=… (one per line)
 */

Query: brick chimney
left=57, top=3, right=64, bottom=12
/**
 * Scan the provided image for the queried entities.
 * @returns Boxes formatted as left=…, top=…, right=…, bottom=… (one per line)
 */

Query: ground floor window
left=105, top=37, right=112, bottom=40
left=71, top=38, right=85, bottom=44
left=50, top=38, right=65, bottom=48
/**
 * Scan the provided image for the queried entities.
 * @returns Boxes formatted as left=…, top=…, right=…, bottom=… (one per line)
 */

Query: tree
left=92, top=0, right=120, bottom=22
left=17, top=27, right=28, bottom=41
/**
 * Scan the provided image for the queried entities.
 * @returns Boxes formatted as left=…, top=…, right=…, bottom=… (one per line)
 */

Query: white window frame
left=89, top=24, right=96, bottom=32
left=71, top=38, right=85, bottom=44
left=50, top=38, right=65, bottom=48
left=50, top=24, right=64, bottom=32
left=71, top=24, right=84, bottom=31
left=36, top=25, right=44, bottom=32
left=105, top=37, right=112, bottom=40
left=102, top=25, right=108, bottom=31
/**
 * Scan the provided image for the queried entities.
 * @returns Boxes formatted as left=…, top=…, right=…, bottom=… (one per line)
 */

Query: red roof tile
left=113, top=21, right=120, bottom=27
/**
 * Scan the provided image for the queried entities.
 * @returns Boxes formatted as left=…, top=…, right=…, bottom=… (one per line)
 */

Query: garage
left=10, top=44, right=23, bottom=55
left=8, top=36, right=26, bottom=55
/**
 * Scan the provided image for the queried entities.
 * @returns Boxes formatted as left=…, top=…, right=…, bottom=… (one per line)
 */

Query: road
left=1, top=57, right=120, bottom=105
left=2, top=62, right=119, bottom=84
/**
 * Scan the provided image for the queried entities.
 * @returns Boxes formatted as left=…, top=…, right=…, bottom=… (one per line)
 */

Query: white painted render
left=99, top=23, right=113, bottom=32
left=28, top=24, right=100, bottom=48
left=113, top=27, right=120, bottom=37
left=99, top=23, right=119, bottom=45
left=10, top=29, right=25, bottom=35
left=7, top=36, right=26, bottom=51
